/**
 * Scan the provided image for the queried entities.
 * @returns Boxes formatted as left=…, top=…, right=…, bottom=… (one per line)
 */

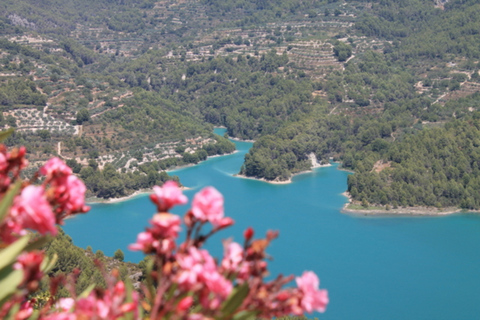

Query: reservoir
left=64, top=129, right=480, bottom=320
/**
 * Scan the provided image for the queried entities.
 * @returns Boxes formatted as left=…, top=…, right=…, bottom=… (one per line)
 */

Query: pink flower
left=43, top=314, right=76, bottom=320
left=150, top=181, right=188, bottom=212
left=53, top=280, right=139, bottom=319
left=222, top=242, right=244, bottom=272
left=14, top=251, right=44, bottom=291
left=214, top=217, right=234, bottom=230
left=40, top=157, right=72, bottom=177
left=37, top=157, right=89, bottom=217
left=191, top=186, right=224, bottom=226
left=296, top=271, right=329, bottom=313
left=0, top=152, right=7, bottom=171
left=156, top=238, right=176, bottom=254
left=202, top=270, right=232, bottom=298
left=74, top=295, right=97, bottom=317
left=128, top=231, right=156, bottom=253
left=176, top=247, right=232, bottom=303
left=56, top=298, right=75, bottom=312
left=129, top=213, right=181, bottom=254
left=51, top=175, right=90, bottom=216
left=16, top=301, right=33, bottom=320
left=62, top=175, right=89, bottom=214
left=176, top=247, right=211, bottom=289
left=150, top=213, right=181, bottom=239
left=10, top=185, right=57, bottom=235
left=176, top=296, right=193, bottom=312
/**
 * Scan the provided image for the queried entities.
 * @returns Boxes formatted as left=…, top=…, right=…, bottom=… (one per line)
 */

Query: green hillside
left=1, top=0, right=480, bottom=209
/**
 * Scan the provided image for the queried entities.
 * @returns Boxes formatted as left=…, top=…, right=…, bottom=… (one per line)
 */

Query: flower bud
left=276, top=291, right=290, bottom=301
left=176, top=296, right=193, bottom=312
left=121, top=302, right=137, bottom=313
left=244, top=227, right=254, bottom=241
left=266, top=230, right=279, bottom=241
left=215, top=217, right=234, bottom=230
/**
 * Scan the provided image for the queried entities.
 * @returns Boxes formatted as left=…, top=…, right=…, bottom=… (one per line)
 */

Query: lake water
left=64, top=129, right=480, bottom=320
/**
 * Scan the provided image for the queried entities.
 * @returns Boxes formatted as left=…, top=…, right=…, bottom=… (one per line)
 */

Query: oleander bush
left=0, top=129, right=328, bottom=319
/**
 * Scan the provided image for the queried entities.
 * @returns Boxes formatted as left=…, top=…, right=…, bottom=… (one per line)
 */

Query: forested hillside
left=240, top=0, right=480, bottom=209
left=38, top=228, right=143, bottom=300
left=2, top=0, right=480, bottom=209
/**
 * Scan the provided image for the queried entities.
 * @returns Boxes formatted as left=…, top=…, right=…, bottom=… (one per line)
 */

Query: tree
left=38, top=130, right=51, bottom=141
left=114, top=249, right=125, bottom=262
left=6, top=115, right=16, bottom=127
left=76, top=108, right=90, bottom=124
left=333, top=42, right=352, bottom=62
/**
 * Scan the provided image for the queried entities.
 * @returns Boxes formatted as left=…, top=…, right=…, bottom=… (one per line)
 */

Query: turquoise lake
left=64, top=129, right=480, bottom=319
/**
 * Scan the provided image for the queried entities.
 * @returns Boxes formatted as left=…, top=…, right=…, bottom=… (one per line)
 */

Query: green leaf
left=0, top=269, right=23, bottom=307
left=78, top=283, right=95, bottom=299
left=24, top=236, right=51, bottom=252
left=0, top=235, right=30, bottom=272
left=145, top=258, right=155, bottom=302
left=221, top=282, right=250, bottom=316
left=0, top=128, right=14, bottom=142
left=123, top=278, right=135, bottom=320
left=0, top=265, right=13, bottom=282
left=190, top=303, right=202, bottom=314
left=29, top=310, right=40, bottom=320
left=0, top=180, right=22, bottom=224
left=165, top=282, right=178, bottom=301
left=7, top=301, right=20, bottom=318
left=40, top=253, right=58, bottom=274
left=232, top=310, right=259, bottom=320
left=125, top=277, right=133, bottom=302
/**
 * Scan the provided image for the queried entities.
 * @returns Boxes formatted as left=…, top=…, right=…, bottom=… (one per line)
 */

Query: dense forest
left=1, top=0, right=480, bottom=209
left=347, top=118, right=480, bottom=209
left=239, top=0, right=480, bottom=209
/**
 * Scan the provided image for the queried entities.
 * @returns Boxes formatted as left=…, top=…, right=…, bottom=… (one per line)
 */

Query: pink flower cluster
left=191, top=186, right=229, bottom=227
left=296, top=271, right=329, bottom=314
left=128, top=182, right=328, bottom=319
left=9, top=186, right=57, bottom=236
left=0, top=145, right=28, bottom=192
left=14, top=251, right=45, bottom=294
left=177, top=247, right=233, bottom=310
left=128, top=212, right=181, bottom=254
left=0, top=144, right=329, bottom=320
left=44, top=274, right=139, bottom=320
left=0, top=155, right=89, bottom=244
left=150, top=180, right=188, bottom=212
left=0, top=145, right=94, bottom=320
left=40, top=157, right=90, bottom=218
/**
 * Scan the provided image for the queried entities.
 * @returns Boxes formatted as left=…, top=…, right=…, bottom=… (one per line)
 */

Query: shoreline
left=229, top=137, right=255, bottom=143
left=86, top=150, right=237, bottom=204
left=86, top=189, right=150, bottom=204
left=234, top=163, right=333, bottom=185
left=340, top=191, right=473, bottom=216
left=234, top=173, right=292, bottom=184
left=214, top=126, right=255, bottom=143
left=167, top=150, right=238, bottom=173
left=86, top=186, right=192, bottom=205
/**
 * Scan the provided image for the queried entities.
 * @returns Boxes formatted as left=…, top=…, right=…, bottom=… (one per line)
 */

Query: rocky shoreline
left=234, top=162, right=333, bottom=185
left=341, top=192, right=469, bottom=216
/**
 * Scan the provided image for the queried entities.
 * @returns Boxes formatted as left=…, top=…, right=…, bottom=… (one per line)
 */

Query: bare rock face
left=308, top=152, right=320, bottom=168
left=129, top=272, right=143, bottom=289
left=8, top=14, right=37, bottom=30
